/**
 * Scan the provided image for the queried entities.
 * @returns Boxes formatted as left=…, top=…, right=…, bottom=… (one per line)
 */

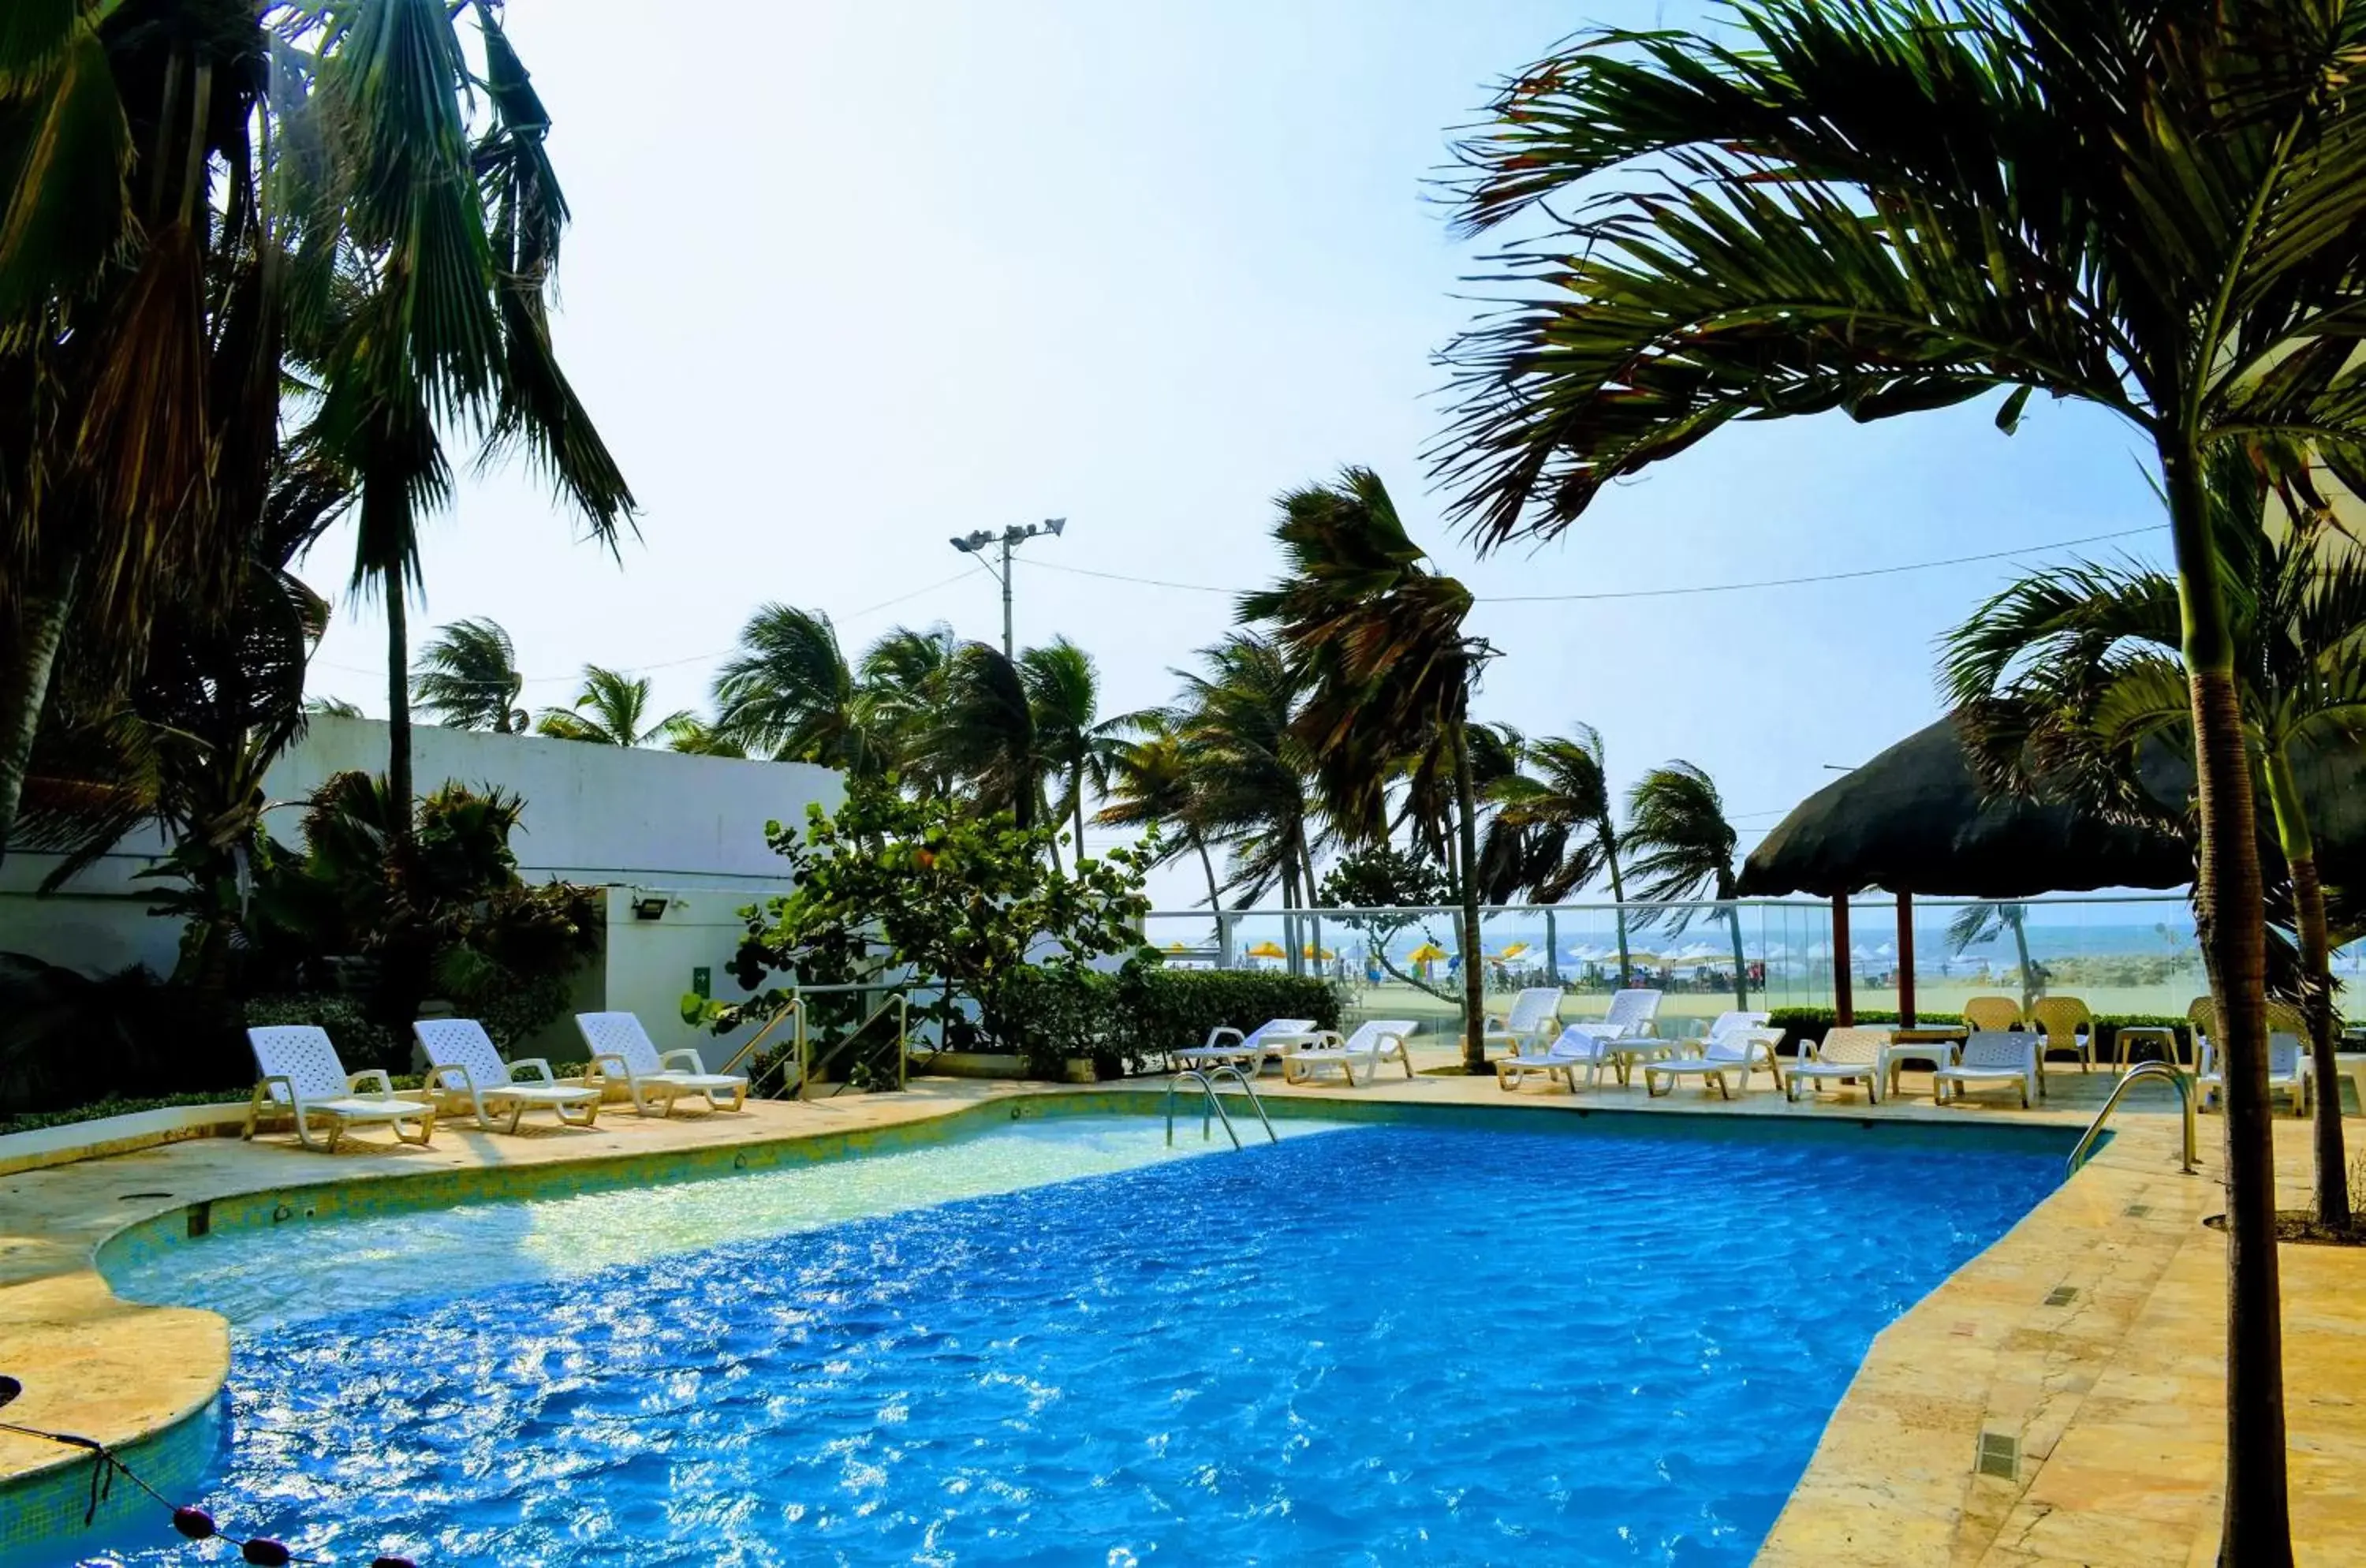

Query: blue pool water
left=79, top=1114, right=2062, bottom=1566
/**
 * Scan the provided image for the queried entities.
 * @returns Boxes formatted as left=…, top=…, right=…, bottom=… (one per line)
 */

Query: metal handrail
left=2067, top=1061, right=2198, bottom=1176
left=718, top=997, right=803, bottom=1078
left=1163, top=1066, right=1278, bottom=1149
left=800, top=991, right=910, bottom=1099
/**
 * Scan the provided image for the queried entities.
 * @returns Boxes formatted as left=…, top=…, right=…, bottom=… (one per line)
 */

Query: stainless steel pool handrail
left=2067, top=1060, right=2198, bottom=1177
left=1164, top=1066, right=1279, bottom=1149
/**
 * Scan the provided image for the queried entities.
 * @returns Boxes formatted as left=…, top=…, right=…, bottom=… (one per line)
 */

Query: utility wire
left=1013, top=524, right=2169, bottom=603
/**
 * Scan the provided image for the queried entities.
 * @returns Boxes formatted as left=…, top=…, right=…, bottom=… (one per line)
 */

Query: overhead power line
left=1014, top=525, right=2169, bottom=603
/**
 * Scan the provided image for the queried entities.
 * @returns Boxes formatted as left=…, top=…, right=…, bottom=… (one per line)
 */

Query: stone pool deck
left=2, top=1058, right=2360, bottom=1565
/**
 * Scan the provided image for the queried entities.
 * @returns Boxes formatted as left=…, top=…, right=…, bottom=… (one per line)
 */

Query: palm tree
left=1948, top=902, right=2042, bottom=1015
left=858, top=623, right=959, bottom=788
left=1240, top=467, right=1491, bottom=1073
left=1488, top=724, right=1634, bottom=980
left=931, top=642, right=1041, bottom=831
left=305, top=696, right=365, bottom=719
left=711, top=604, right=875, bottom=771
left=1622, top=763, right=1749, bottom=1011
left=663, top=719, right=746, bottom=758
left=1945, top=450, right=2366, bottom=1226
left=302, top=1, right=636, bottom=829
left=1020, top=637, right=1141, bottom=861
left=0, top=3, right=292, bottom=866
left=1096, top=719, right=1224, bottom=922
left=413, top=618, right=529, bottom=734
left=1170, top=633, right=1322, bottom=911
left=1439, top=9, right=2366, bottom=1544
left=536, top=666, right=691, bottom=748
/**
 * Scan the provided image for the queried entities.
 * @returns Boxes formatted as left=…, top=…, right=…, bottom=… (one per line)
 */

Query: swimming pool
left=72, top=1111, right=2063, bottom=1566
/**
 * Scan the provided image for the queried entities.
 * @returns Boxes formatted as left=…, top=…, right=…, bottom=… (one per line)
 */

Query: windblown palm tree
left=1021, top=637, right=1143, bottom=861
left=300, top=1, right=636, bottom=826
left=1489, top=725, right=1634, bottom=980
left=1439, top=7, right=2366, bottom=1540
left=413, top=618, right=529, bottom=734
left=1170, top=633, right=1322, bottom=911
left=663, top=719, right=746, bottom=758
left=305, top=696, right=365, bottom=719
left=1945, top=449, right=2366, bottom=1226
left=1622, top=763, right=1748, bottom=1011
left=931, top=642, right=1042, bottom=832
left=858, top=623, right=958, bottom=789
left=711, top=605, right=875, bottom=771
left=1240, top=467, right=1491, bottom=1072
left=536, top=666, right=691, bottom=749
left=1946, top=902, right=2042, bottom=1014
left=1096, top=718, right=1224, bottom=921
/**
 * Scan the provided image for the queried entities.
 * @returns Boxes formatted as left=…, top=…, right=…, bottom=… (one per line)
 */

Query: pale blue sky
left=298, top=1, right=2172, bottom=902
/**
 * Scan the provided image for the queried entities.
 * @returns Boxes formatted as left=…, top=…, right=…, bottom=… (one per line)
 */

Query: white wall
left=1, top=719, right=842, bottom=1070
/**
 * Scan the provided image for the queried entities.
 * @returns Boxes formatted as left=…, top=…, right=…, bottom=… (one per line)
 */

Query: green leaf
left=0, top=20, right=129, bottom=338
left=1995, top=384, right=2034, bottom=435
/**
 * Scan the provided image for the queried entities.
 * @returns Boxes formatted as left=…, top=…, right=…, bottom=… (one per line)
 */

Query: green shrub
left=995, top=965, right=1342, bottom=1079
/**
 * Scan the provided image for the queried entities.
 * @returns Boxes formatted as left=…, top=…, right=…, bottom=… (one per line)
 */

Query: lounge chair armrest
left=257, top=1073, right=299, bottom=1107
left=659, top=1048, right=708, bottom=1074
left=1203, top=1026, right=1245, bottom=1048
left=424, top=1062, right=476, bottom=1095
left=509, top=1058, right=557, bottom=1083
left=348, top=1070, right=397, bottom=1098
left=583, top=1052, right=632, bottom=1085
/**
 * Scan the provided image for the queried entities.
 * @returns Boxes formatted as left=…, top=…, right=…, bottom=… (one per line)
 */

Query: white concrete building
left=0, top=716, right=842, bottom=1071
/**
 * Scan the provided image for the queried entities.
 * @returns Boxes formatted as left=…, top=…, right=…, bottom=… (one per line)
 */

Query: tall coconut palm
left=1621, top=763, right=1748, bottom=1011
left=412, top=618, right=528, bottom=733
left=1170, top=633, right=1322, bottom=911
left=663, top=719, right=746, bottom=758
left=711, top=604, right=875, bottom=771
left=1240, top=467, right=1491, bottom=1072
left=536, top=666, right=690, bottom=749
left=858, top=622, right=958, bottom=788
left=1489, top=725, right=1634, bottom=980
left=1945, top=450, right=2366, bottom=1226
left=1439, top=9, right=2366, bottom=1544
left=302, top=1, right=635, bottom=829
left=1021, top=637, right=1142, bottom=861
left=1095, top=719, right=1225, bottom=923
left=931, top=641, right=1041, bottom=831
left=1949, top=902, right=2042, bottom=1015
left=0, top=2, right=293, bottom=867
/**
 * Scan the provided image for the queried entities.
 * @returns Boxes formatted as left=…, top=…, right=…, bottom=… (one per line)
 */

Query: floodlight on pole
left=949, top=517, right=1068, bottom=659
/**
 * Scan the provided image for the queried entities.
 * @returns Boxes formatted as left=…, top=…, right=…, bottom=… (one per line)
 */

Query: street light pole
left=950, top=518, right=1066, bottom=659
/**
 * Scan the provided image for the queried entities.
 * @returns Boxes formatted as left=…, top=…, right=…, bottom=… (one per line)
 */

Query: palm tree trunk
left=2267, top=744, right=2346, bottom=1228
left=1455, top=728, right=1486, bottom=1073
left=1604, top=831, right=1633, bottom=986
left=386, top=581, right=413, bottom=830
left=1193, top=831, right=1222, bottom=935
left=2166, top=442, right=2289, bottom=1566
left=1725, top=903, right=1748, bottom=1012
left=2010, top=912, right=2037, bottom=1015
left=0, top=546, right=82, bottom=868
left=1072, top=763, right=1087, bottom=864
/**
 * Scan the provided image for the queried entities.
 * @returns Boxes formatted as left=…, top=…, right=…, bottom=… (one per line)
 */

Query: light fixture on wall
left=631, top=894, right=670, bottom=921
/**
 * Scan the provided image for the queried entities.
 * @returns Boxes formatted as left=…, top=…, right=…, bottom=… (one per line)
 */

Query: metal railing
left=2067, top=1061, right=2199, bottom=1176
left=1164, top=1066, right=1277, bottom=1149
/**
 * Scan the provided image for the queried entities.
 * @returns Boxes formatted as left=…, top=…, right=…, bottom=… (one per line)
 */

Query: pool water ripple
left=80, top=1117, right=2059, bottom=1566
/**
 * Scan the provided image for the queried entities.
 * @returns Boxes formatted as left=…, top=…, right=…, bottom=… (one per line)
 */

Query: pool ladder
left=1165, top=1066, right=1278, bottom=1149
left=2066, top=1060, right=2198, bottom=1177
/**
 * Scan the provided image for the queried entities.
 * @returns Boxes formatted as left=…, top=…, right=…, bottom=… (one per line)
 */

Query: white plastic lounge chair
left=1933, top=1031, right=2041, bottom=1108
left=243, top=1025, right=437, bottom=1152
left=1785, top=1025, right=1890, bottom=1104
left=1480, top=987, right=1565, bottom=1057
left=2197, top=1033, right=2310, bottom=1117
left=1171, top=1017, right=1316, bottom=1076
left=1494, top=1023, right=1625, bottom=1092
left=1283, top=1019, right=1417, bottom=1087
left=1585, top=987, right=1663, bottom=1039
left=1644, top=1026, right=1784, bottom=1099
left=574, top=1011, right=750, bottom=1115
left=415, top=1018, right=603, bottom=1133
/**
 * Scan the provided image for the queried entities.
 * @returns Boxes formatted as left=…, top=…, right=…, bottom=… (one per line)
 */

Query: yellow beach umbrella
left=1245, top=940, right=1288, bottom=960
left=1487, top=942, right=1530, bottom=962
left=1165, top=941, right=1189, bottom=953
left=1301, top=943, right=1336, bottom=961
left=1406, top=942, right=1449, bottom=965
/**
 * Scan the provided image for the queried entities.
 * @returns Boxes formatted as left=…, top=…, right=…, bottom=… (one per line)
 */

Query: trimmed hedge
left=1768, top=1006, right=2200, bottom=1062
left=999, top=966, right=1342, bottom=1079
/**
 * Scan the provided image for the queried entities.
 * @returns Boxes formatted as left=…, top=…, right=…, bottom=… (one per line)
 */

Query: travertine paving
left=2, top=1058, right=2359, bottom=1566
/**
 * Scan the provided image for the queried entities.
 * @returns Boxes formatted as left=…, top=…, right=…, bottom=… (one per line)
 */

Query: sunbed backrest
left=1245, top=1018, right=1315, bottom=1048
left=1816, top=1026, right=1887, bottom=1064
left=2269, top=1032, right=2304, bottom=1077
left=1959, top=1031, right=2031, bottom=1070
left=1506, top=988, right=1562, bottom=1031
left=1604, top=988, right=1663, bottom=1031
left=1347, top=1019, right=1416, bottom=1053
left=1704, top=1010, right=1771, bottom=1043
left=577, top=1012, right=662, bottom=1074
left=416, top=1017, right=506, bottom=1092
left=248, top=1025, right=349, bottom=1103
